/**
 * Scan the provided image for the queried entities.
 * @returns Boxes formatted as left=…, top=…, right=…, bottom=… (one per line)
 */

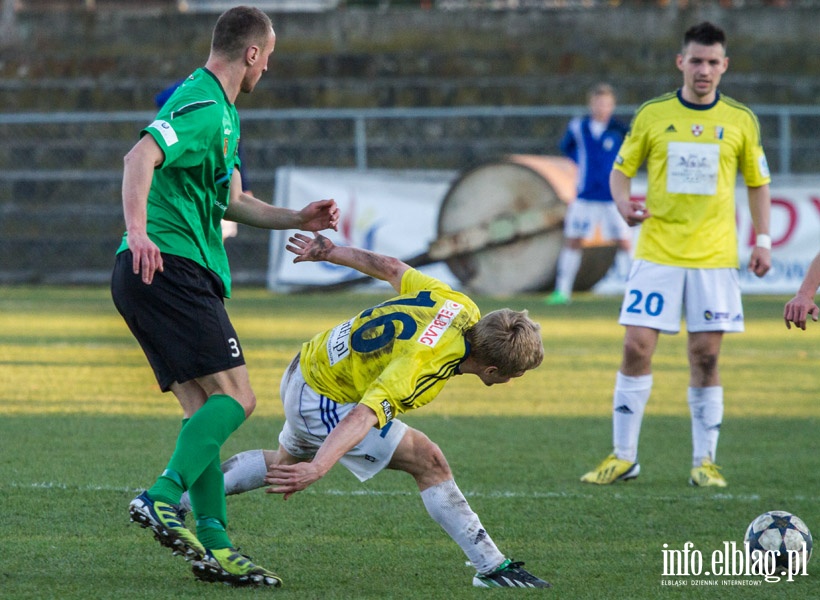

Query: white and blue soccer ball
left=744, top=510, right=813, bottom=573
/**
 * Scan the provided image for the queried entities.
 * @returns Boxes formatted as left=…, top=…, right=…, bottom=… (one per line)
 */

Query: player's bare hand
left=264, top=462, right=324, bottom=500
left=298, top=199, right=340, bottom=232
left=617, top=199, right=650, bottom=227
left=287, top=232, right=334, bottom=263
left=127, top=232, right=164, bottom=285
left=747, top=247, right=771, bottom=278
left=784, top=295, right=819, bottom=330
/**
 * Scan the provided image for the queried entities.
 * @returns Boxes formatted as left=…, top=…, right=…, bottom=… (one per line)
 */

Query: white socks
left=420, top=479, right=505, bottom=575
left=688, top=386, right=723, bottom=467
left=179, top=449, right=268, bottom=512
left=611, top=375, right=724, bottom=468
left=612, top=372, right=652, bottom=463
left=555, top=248, right=582, bottom=297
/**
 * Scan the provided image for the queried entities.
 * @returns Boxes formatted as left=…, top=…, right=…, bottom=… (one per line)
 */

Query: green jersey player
left=111, top=7, right=339, bottom=587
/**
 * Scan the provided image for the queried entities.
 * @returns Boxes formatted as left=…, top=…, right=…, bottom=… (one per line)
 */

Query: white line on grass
left=8, top=481, right=818, bottom=503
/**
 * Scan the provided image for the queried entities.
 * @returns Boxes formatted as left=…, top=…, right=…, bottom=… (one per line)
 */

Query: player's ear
left=246, top=45, right=260, bottom=66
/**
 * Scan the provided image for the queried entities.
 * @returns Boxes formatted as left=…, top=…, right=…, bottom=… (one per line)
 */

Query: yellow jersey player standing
left=581, top=21, right=771, bottom=487
left=179, top=232, right=551, bottom=589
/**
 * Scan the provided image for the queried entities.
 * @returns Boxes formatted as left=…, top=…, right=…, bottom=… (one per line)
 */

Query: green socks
left=148, top=394, right=245, bottom=507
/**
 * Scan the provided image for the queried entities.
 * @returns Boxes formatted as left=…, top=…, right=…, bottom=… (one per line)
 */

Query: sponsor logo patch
left=326, top=317, right=354, bottom=366
left=418, top=300, right=463, bottom=347
left=380, top=400, right=393, bottom=422
left=149, top=119, right=178, bottom=147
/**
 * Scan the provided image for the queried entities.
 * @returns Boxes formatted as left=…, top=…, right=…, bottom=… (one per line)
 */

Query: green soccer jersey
left=117, top=68, right=241, bottom=296
left=300, top=269, right=480, bottom=428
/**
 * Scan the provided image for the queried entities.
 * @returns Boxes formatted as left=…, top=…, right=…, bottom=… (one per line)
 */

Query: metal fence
left=1, top=104, right=818, bottom=184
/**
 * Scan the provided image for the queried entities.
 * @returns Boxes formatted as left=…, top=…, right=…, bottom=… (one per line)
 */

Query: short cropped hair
left=589, top=83, right=616, bottom=101
left=466, top=309, right=544, bottom=376
left=683, top=22, right=727, bottom=51
left=211, top=6, right=273, bottom=61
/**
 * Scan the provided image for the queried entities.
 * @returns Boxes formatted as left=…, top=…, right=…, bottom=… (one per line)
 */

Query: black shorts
left=111, top=251, right=245, bottom=392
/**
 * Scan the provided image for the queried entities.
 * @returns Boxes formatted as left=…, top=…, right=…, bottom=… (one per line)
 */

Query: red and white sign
left=594, top=177, right=820, bottom=295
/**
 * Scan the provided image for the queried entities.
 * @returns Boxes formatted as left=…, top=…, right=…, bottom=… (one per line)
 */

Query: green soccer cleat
left=192, top=548, right=283, bottom=587
left=689, top=457, right=727, bottom=487
left=472, top=559, right=551, bottom=588
left=129, top=491, right=206, bottom=561
left=544, top=290, right=571, bottom=306
left=580, top=453, right=640, bottom=484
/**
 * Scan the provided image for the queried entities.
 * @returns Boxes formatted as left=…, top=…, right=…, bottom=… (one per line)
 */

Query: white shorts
left=563, top=198, right=632, bottom=242
left=618, top=260, right=745, bottom=334
left=277, top=354, right=408, bottom=482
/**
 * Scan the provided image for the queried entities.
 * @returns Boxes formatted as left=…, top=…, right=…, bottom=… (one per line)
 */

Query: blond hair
left=466, top=309, right=544, bottom=376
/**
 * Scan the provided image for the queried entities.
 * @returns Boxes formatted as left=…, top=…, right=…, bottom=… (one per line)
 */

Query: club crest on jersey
left=691, top=124, right=703, bottom=137
left=418, top=300, right=463, bottom=347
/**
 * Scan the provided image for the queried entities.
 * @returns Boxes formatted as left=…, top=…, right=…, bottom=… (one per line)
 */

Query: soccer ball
left=744, top=510, right=813, bottom=573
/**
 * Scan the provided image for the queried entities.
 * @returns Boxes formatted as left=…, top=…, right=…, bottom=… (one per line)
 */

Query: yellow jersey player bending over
left=182, top=232, right=551, bottom=589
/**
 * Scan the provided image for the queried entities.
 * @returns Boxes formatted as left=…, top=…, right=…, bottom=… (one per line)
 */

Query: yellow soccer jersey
left=613, top=90, right=771, bottom=268
left=300, top=268, right=480, bottom=428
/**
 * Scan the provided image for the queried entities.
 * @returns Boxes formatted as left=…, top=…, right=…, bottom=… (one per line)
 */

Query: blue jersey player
left=546, top=83, right=631, bottom=305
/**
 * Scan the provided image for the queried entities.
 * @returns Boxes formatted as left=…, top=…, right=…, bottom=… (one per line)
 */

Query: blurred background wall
left=1, top=1, right=818, bottom=284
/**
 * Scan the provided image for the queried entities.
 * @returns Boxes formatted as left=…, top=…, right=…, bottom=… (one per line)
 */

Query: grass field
left=1, top=285, right=818, bottom=599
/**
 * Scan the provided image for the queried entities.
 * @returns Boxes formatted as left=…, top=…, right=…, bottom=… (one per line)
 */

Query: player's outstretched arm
left=224, top=175, right=339, bottom=232
left=287, top=232, right=410, bottom=293
left=784, top=251, right=820, bottom=330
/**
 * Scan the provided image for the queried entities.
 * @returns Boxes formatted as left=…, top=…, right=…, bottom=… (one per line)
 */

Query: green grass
left=1, top=285, right=819, bottom=599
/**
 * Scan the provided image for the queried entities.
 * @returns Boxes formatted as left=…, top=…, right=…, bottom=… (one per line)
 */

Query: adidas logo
left=665, top=124, right=677, bottom=133
left=614, top=405, right=634, bottom=414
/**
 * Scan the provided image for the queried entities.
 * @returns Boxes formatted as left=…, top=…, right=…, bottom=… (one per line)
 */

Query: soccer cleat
left=689, top=457, right=727, bottom=487
left=580, top=453, right=640, bottom=484
left=544, top=290, right=571, bottom=306
left=472, top=559, right=551, bottom=588
left=128, top=491, right=206, bottom=561
left=192, top=548, right=282, bottom=587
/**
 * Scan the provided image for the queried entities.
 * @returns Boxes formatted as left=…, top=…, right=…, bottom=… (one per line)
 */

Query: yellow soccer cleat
left=192, top=547, right=282, bottom=587
left=689, top=457, right=727, bottom=487
left=580, top=453, right=640, bottom=484
left=129, top=491, right=206, bottom=561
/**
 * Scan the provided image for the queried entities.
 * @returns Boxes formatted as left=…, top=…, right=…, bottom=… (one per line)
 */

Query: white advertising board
left=269, top=168, right=820, bottom=296
left=267, top=167, right=458, bottom=291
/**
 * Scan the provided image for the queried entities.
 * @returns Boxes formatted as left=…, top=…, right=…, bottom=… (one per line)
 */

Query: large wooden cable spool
left=435, top=154, right=617, bottom=296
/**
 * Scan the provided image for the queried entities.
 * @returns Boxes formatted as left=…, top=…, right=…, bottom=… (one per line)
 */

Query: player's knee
left=231, top=390, right=257, bottom=417
left=690, top=350, right=719, bottom=378
left=418, top=439, right=452, bottom=480
left=622, top=336, right=653, bottom=363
